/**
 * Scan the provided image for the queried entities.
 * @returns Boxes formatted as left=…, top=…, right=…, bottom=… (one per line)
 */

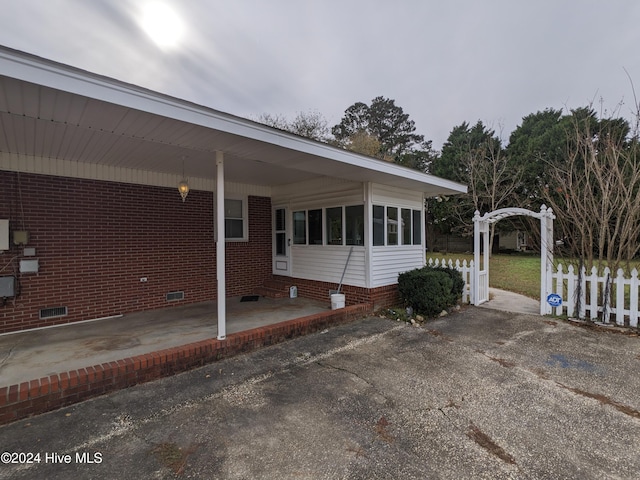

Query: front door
left=273, top=207, right=290, bottom=275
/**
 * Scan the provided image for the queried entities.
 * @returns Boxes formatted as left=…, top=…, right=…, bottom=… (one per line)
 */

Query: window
left=275, top=207, right=286, bottom=254
left=345, top=205, right=364, bottom=245
left=387, top=207, right=398, bottom=245
left=293, top=211, right=306, bottom=245
left=373, top=205, right=385, bottom=246
left=292, top=207, right=363, bottom=246
left=308, top=209, right=323, bottom=245
left=326, top=207, right=343, bottom=245
left=372, top=205, right=423, bottom=246
left=402, top=208, right=412, bottom=245
left=413, top=209, right=422, bottom=245
left=225, top=198, right=246, bottom=240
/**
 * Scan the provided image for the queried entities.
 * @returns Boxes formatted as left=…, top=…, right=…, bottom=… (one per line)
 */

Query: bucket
left=330, top=293, right=345, bottom=310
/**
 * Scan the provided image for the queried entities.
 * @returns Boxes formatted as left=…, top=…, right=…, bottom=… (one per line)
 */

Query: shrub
left=397, top=266, right=464, bottom=317
left=428, top=265, right=465, bottom=302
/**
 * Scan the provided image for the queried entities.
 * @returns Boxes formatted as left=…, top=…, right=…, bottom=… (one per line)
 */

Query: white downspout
left=216, top=151, right=226, bottom=340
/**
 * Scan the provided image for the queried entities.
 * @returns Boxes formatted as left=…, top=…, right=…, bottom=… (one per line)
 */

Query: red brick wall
left=274, top=275, right=400, bottom=310
left=0, top=171, right=271, bottom=334
left=227, top=195, right=272, bottom=297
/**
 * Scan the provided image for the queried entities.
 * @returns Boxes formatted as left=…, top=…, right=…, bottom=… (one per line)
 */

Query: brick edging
left=0, top=304, right=372, bottom=425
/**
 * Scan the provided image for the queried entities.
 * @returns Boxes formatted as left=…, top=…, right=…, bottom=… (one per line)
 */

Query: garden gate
left=472, top=205, right=555, bottom=315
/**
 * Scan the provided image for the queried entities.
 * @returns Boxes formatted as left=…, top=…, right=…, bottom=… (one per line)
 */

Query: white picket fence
left=550, top=264, right=640, bottom=327
left=426, top=258, right=474, bottom=304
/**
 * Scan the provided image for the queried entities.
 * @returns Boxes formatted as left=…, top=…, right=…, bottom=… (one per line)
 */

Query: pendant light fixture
left=178, top=156, right=189, bottom=202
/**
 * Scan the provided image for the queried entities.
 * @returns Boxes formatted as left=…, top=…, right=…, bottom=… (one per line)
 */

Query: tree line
left=257, top=95, right=640, bottom=272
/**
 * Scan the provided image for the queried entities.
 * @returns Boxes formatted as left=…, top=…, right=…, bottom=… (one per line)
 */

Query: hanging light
left=178, top=179, right=189, bottom=202
left=178, top=156, right=189, bottom=202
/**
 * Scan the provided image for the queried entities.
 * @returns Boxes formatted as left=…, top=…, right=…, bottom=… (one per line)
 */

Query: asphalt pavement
left=1, top=306, right=639, bottom=479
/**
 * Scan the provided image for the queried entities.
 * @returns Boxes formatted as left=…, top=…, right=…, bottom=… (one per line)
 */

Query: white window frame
left=373, top=204, right=423, bottom=247
left=224, top=195, right=249, bottom=242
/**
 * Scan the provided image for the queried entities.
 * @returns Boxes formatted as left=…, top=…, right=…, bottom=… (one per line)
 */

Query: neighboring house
left=0, top=46, right=466, bottom=336
left=498, top=230, right=532, bottom=252
left=428, top=229, right=531, bottom=254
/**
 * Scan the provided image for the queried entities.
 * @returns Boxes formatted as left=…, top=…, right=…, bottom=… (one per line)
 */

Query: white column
left=546, top=208, right=554, bottom=269
left=546, top=208, right=555, bottom=314
left=473, top=210, right=480, bottom=305
left=483, top=227, right=489, bottom=288
left=539, top=205, right=548, bottom=315
left=216, top=151, right=226, bottom=340
left=364, top=182, right=373, bottom=289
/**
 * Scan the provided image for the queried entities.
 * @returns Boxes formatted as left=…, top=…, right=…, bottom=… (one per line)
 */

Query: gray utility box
left=0, top=276, right=16, bottom=297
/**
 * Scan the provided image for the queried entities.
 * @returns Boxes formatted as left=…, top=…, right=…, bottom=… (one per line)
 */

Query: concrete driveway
left=1, top=307, right=639, bottom=479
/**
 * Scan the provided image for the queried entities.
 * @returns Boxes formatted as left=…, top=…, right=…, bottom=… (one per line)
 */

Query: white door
left=273, top=207, right=291, bottom=275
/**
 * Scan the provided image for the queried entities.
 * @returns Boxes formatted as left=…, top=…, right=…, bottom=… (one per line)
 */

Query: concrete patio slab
left=0, top=296, right=330, bottom=387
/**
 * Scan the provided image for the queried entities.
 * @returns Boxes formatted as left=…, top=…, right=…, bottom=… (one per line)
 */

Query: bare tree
left=288, top=110, right=330, bottom=142
left=255, top=110, right=330, bottom=142
left=432, top=132, right=523, bottom=253
left=466, top=137, right=524, bottom=251
left=255, top=112, right=290, bottom=131
left=543, top=117, right=640, bottom=274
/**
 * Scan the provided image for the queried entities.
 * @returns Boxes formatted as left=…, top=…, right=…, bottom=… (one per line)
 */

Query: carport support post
left=216, top=151, right=226, bottom=340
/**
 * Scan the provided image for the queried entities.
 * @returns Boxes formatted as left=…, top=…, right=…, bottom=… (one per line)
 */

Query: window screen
left=413, top=209, right=422, bottom=245
left=402, top=208, right=412, bottom=245
left=308, top=209, right=323, bottom=245
left=345, top=205, right=364, bottom=245
left=225, top=199, right=244, bottom=239
left=387, top=207, right=398, bottom=245
left=293, top=211, right=306, bottom=244
left=326, top=207, right=343, bottom=245
left=373, top=205, right=384, bottom=246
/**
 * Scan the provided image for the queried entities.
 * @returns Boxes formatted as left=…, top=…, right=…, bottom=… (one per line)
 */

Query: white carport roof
left=0, top=46, right=466, bottom=196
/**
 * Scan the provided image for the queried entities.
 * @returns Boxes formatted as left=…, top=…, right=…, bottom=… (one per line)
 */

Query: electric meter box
left=0, top=276, right=15, bottom=297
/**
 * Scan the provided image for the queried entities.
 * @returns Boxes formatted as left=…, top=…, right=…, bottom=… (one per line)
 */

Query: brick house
left=0, top=46, right=466, bottom=337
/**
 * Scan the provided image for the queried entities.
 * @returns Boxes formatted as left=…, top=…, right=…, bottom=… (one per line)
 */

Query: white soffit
left=0, top=46, right=467, bottom=196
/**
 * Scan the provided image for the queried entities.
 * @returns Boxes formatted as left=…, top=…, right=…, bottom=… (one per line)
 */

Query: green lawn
left=428, top=253, right=640, bottom=301
left=427, top=253, right=541, bottom=299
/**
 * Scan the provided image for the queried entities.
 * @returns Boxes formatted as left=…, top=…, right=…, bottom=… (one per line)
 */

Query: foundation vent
left=166, top=291, right=185, bottom=302
left=39, top=306, right=68, bottom=319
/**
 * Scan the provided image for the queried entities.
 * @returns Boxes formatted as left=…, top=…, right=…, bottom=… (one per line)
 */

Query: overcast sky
left=1, top=0, right=639, bottom=150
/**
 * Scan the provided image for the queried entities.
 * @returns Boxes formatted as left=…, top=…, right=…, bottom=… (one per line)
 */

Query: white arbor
left=472, top=205, right=555, bottom=315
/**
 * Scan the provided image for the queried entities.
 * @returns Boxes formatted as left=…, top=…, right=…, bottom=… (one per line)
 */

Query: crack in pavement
left=466, top=422, right=517, bottom=465
left=477, top=347, right=640, bottom=421
left=0, top=337, right=25, bottom=374
left=555, top=382, right=640, bottom=419
left=315, top=361, right=375, bottom=388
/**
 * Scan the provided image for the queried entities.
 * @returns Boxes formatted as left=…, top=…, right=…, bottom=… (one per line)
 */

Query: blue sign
left=547, top=293, right=562, bottom=307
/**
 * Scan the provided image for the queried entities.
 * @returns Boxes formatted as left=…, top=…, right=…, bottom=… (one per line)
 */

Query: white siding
left=275, top=178, right=366, bottom=286
left=272, top=177, right=363, bottom=208
left=371, top=183, right=423, bottom=208
left=371, top=245, right=425, bottom=287
left=369, top=183, right=426, bottom=286
left=291, top=246, right=366, bottom=287
left=277, top=180, right=428, bottom=288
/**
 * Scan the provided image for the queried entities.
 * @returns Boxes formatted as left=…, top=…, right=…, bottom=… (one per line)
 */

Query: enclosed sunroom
left=0, top=46, right=466, bottom=337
